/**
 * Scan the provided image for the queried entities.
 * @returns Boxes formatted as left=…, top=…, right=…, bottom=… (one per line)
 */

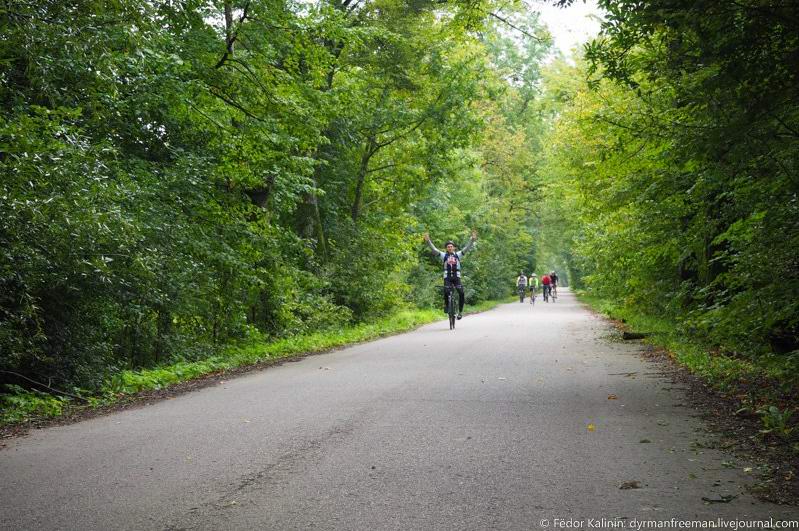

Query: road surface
left=2, top=289, right=798, bottom=530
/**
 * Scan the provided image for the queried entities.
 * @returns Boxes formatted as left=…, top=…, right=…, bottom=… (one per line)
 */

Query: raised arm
left=423, top=233, right=442, bottom=256
left=459, top=230, right=477, bottom=255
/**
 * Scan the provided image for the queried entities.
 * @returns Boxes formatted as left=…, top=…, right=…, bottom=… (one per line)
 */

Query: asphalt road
left=3, top=289, right=798, bottom=530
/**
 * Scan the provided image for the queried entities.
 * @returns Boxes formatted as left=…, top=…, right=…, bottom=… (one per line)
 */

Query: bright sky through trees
left=534, top=0, right=602, bottom=56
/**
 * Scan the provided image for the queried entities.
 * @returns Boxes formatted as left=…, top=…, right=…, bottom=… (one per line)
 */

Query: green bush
left=0, top=385, right=68, bottom=423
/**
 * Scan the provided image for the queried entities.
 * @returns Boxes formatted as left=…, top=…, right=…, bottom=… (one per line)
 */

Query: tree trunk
left=351, top=136, right=376, bottom=222
left=297, top=173, right=328, bottom=258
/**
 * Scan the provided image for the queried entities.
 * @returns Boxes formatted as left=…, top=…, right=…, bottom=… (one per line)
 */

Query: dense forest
left=1, top=0, right=549, bottom=395
left=540, top=0, right=799, bottom=363
left=2, top=0, right=798, bottom=410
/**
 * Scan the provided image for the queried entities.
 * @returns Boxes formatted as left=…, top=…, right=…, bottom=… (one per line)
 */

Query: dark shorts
left=444, top=277, right=463, bottom=290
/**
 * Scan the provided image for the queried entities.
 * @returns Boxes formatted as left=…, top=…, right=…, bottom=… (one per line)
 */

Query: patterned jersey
left=427, top=238, right=475, bottom=278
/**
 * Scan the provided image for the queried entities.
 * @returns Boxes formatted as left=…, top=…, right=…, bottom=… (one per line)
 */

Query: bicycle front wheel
left=447, top=292, right=457, bottom=329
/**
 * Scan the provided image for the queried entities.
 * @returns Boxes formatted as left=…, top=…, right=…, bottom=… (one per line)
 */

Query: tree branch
left=186, top=100, right=231, bottom=131
left=215, top=0, right=252, bottom=69
left=208, top=87, right=268, bottom=123
left=366, top=162, right=399, bottom=173
left=489, top=11, right=546, bottom=43
left=0, top=370, right=88, bottom=402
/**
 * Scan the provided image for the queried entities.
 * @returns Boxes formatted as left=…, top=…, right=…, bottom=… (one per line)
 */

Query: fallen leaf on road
left=639, top=439, right=651, bottom=443
left=608, top=394, right=618, bottom=400
left=587, top=423, right=596, bottom=432
left=619, top=480, right=642, bottom=490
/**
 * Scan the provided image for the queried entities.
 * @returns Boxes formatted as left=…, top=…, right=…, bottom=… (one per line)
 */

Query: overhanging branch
left=489, top=11, right=546, bottom=43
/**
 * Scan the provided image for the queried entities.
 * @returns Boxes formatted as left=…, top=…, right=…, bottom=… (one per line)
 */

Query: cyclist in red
left=541, top=273, right=552, bottom=302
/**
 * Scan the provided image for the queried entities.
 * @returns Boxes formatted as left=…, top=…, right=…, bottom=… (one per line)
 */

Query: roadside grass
left=576, top=291, right=799, bottom=445
left=1, top=298, right=508, bottom=426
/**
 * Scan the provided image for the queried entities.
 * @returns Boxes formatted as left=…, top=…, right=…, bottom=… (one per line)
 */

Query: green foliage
left=758, top=406, right=796, bottom=441
left=539, top=0, right=799, bottom=361
left=0, top=385, right=68, bottom=424
left=1, top=0, right=549, bottom=408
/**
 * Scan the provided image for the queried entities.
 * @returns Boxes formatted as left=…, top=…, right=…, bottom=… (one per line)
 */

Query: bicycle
left=517, top=285, right=526, bottom=303
left=543, top=284, right=550, bottom=303
left=529, top=288, right=536, bottom=305
left=445, top=285, right=458, bottom=330
left=551, top=285, right=558, bottom=302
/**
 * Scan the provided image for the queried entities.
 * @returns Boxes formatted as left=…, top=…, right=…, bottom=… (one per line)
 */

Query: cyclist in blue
left=424, top=230, right=477, bottom=320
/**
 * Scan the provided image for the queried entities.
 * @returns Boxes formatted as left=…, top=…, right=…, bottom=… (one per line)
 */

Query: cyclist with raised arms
left=424, top=230, right=477, bottom=320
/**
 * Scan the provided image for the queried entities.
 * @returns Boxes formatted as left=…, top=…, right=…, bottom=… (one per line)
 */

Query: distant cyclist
left=541, top=272, right=552, bottom=302
left=516, top=271, right=528, bottom=302
left=424, top=230, right=477, bottom=320
left=550, top=270, right=559, bottom=298
left=528, top=273, right=539, bottom=303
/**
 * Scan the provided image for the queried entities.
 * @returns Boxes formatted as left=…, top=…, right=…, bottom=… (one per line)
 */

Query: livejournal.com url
left=537, top=518, right=799, bottom=530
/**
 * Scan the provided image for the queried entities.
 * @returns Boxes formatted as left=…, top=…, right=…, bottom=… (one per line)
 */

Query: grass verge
left=1, top=299, right=508, bottom=427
